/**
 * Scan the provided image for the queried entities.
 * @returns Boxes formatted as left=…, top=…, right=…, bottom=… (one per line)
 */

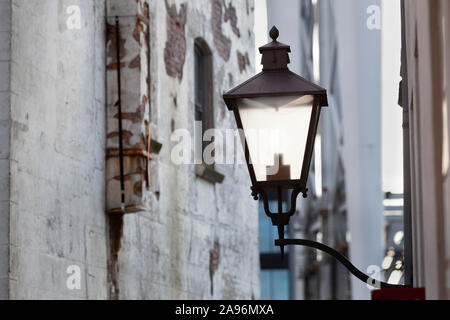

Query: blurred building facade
left=260, top=0, right=406, bottom=300
left=0, top=0, right=260, bottom=299
left=259, top=0, right=450, bottom=301
left=402, top=0, right=450, bottom=299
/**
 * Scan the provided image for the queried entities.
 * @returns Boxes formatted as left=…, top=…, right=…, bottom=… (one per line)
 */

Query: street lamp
left=223, top=26, right=406, bottom=289
left=223, top=26, right=327, bottom=255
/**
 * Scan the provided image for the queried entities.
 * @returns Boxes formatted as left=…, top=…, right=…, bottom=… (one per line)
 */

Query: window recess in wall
left=105, top=2, right=159, bottom=215
left=194, top=38, right=224, bottom=184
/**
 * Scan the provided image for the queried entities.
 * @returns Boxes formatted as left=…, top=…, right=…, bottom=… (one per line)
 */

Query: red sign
left=371, top=288, right=425, bottom=300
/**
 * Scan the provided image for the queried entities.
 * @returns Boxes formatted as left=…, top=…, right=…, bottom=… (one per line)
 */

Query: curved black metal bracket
left=251, top=186, right=306, bottom=224
left=252, top=185, right=408, bottom=289
left=251, top=185, right=307, bottom=258
left=275, top=238, right=408, bottom=289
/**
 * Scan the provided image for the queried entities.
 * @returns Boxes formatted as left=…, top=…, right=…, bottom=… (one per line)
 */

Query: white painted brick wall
left=1, top=0, right=260, bottom=300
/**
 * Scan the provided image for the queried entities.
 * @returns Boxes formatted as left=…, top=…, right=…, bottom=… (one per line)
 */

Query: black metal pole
left=277, top=187, right=285, bottom=258
left=400, top=0, right=414, bottom=287
left=115, top=16, right=126, bottom=213
left=275, top=239, right=408, bottom=289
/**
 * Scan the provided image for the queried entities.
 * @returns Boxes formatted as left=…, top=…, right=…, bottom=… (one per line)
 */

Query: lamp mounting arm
left=275, top=238, right=409, bottom=289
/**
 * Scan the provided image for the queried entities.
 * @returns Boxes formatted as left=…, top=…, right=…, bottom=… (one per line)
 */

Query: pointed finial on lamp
left=269, top=26, right=279, bottom=42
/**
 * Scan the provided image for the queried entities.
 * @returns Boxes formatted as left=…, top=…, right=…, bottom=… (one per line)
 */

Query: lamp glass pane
left=237, top=95, right=313, bottom=182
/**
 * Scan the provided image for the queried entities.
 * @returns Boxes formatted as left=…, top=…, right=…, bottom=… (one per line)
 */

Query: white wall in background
left=334, top=0, right=383, bottom=300
left=254, top=0, right=268, bottom=73
left=381, top=0, right=403, bottom=195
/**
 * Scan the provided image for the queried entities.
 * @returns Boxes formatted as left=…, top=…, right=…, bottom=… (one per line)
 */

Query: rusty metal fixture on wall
left=105, top=1, right=151, bottom=215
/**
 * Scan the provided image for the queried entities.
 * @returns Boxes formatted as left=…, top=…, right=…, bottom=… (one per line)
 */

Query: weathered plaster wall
left=0, top=0, right=11, bottom=300
left=2, top=0, right=258, bottom=300
left=8, top=0, right=107, bottom=299
left=113, top=0, right=260, bottom=299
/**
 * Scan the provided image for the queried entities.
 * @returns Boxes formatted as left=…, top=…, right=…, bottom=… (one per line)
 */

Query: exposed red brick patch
left=164, top=0, right=187, bottom=80
left=133, top=23, right=143, bottom=42
left=134, top=180, right=143, bottom=198
left=135, top=161, right=147, bottom=177
left=107, top=130, right=133, bottom=146
left=114, top=104, right=145, bottom=124
left=128, top=55, right=141, bottom=69
left=137, top=13, right=150, bottom=26
left=237, top=50, right=250, bottom=73
left=212, top=0, right=231, bottom=61
left=106, top=23, right=126, bottom=61
left=113, top=174, right=132, bottom=182
left=224, top=1, right=240, bottom=37
left=140, top=0, right=150, bottom=25
left=107, top=63, right=126, bottom=70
